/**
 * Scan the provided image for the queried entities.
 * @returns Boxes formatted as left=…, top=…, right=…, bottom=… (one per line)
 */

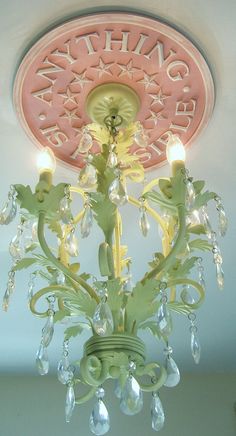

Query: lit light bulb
left=36, top=147, right=56, bottom=174
left=166, top=135, right=186, bottom=165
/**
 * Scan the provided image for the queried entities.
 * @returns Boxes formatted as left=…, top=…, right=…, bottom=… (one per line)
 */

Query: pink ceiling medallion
left=14, top=13, right=214, bottom=170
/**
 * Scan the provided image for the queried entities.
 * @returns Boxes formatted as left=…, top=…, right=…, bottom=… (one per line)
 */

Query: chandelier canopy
left=0, top=12, right=226, bottom=435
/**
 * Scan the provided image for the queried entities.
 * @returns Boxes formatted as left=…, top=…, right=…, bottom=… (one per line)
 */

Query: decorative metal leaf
left=64, top=323, right=91, bottom=340
left=170, top=257, right=199, bottom=278
left=188, top=239, right=212, bottom=252
left=139, top=320, right=161, bottom=339
left=13, top=257, right=38, bottom=271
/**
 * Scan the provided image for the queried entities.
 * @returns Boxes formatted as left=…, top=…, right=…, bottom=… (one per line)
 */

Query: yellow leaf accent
left=113, top=244, right=131, bottom=276
left=87, top=123, right=111, bottom=146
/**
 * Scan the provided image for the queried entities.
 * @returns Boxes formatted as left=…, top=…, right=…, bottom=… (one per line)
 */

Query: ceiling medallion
left=14, top=13, right=214, bottom=170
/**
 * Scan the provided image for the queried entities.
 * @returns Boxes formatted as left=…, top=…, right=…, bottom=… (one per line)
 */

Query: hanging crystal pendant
left=59, top=196, right=73, bottom=224
left=185, top=178, right=195, bottom=210
left=0, top=186, right=17, bottom=225
left=139, top=207, right=150, bottom=237
left=197, top=258, right=206, bottom=290
left=58, top=356, right=74, bottom=385
left=78, top=131, right=93, bottom=153
left=157, top=302, right=172, bottom=336
left=186, top=209, right=201, bottom=227
left=42, top=312, right=54, bottom=347
left=89, top=388, right=110, bottom=436
left=214, top=196, right=228, bottom=237
left=108, top=177, right=128, bottom=206
left=56, top=270, right=66, bottom=285
left=78, top=162, right=97, bottom=190
left=65, top=227, right=79, bottom=257
left=65, top=384, right=75, bottom=423
left=2, top=287, right=11, bottom=312
left=123, top=276, right=134, bottom=294
left=133, top=124, right=148, bottom=147
left=81, top=204, right=93, bottom=238
left=216, top=263, right=224, bottom=289
left=120, top=375, right=143, bottom=415
left=151, top=393, right=165, bottom=431
left=114, top=378, right=122, bottom=399
left=28, top=274, right=36, bottom=302
left=190, top=329, right=201, bottom=364
left=9, top=223, right=25, bottom=260
left=36, top=343, right=49, bottom=375
left=164, top=351, right=180, bottom=388
left=107, top=151, right=118, bottom=168
left=181, top=285, right=195, bottom=305
left=93, top=298, right=114, bottom=336
left=201, top=206, right=212, bottom=238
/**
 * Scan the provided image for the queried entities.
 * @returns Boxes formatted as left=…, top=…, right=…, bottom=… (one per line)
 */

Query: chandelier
left=0, top=12, right=227, bottom=435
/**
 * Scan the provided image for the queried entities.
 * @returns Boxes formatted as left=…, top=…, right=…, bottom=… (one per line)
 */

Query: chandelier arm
left=29, top=285, right=72, bottom=317
left=141, top=203, right=186, bottom=283
left=69, top=186, right=87, bottom=225
left=37, top=212, right=99, bottom=303
left=80, top=355, right=110, bottom=386
left=75, top=386, right=97, bottom=405
left=137, top=363, right=167, bottom=392
left=167, top=278, right=205, bottom=309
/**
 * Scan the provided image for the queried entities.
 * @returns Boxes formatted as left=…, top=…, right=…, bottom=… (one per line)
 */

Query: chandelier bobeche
left=0, top=12, right=227, bottom=436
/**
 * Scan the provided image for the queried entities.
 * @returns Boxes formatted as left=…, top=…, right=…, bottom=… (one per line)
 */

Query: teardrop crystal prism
left=81, top=205, right=93, bottom=238
left=114, top=379, right=122, bottom=399
left=164, top=356, right=180, bottom=387
left=107, top=151, right=118, bottom=168
left=78, top=164, right=97, bottom=190
left=216, top=263, right=224, bottom=289
left=133, top=131, right=147, bottom=147
left=93, top=302, right=114, bottom=336
left=139, top=208, right=150, bottom=237
left=191, top=330, right=201, bottom=364
left=65, top=230, right=79, bottom=257
left=58, top=356, right=73, bottom=385
left=108, top=178, right=128, bottom=206
left=36, top=344, right=49, bottom=375
left=151, top=394, right=165, bottom=431
left=120, top=375, right=143, bottom=416
left=0, top=198, right=17, bottom=225
left=157, top=303, right=172, bottom=336
left=186, top=180, right=195, bottom=210
left=65, top=385, right=75, bottom=423
left=42, top=314, right=54, bottom=347
left=89, top=399, right=110, bottom=435
left=79, top=132, right=93, bottom=153
left=56, top=271, right=65, bottom=285
left=59, top=196, right=73, bottom=224
left=181, top=286, right=195, bottom=305
left=123, top=276, right=134, bottom=294
left=218, top=207, right=228, bottom=237
left=9, top=233, right=25, bottom=260
left=201, top=207, right=212, bottom=238
left=2, top=288, right=10, bottom=312
left=186, top=209, right=201, bottom=227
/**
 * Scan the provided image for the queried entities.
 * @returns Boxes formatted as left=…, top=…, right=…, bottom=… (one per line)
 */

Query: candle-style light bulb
left=166, top=135, right=186, bottom=165
left=36, top=147, right=56, bottom=174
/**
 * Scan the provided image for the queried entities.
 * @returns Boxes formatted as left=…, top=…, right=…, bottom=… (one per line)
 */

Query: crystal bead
left=216, top=263, right=224, bottom=289
left=0, top=197, right=17, bottom=225
left=65, top=385, right=75, bottom=423
left=108, top=178, right=128, bottom=206
left=93, top=301, right=114, bottom=336
left=114, top=379, right=122, bottom=399
left=151, top=394, right=165, bottom=431
left=65, top=229, right=79, bottom=257
left=36, top=344, right=49, bottom=375
left=123, top=276, right=134, bottom=294
left=78, top=132, right=93, bottom=153
left=81, top=205, right=93, bottom=238
left=58, top=355, right=74, bottom=384
left=185, top=179, right=195, bottom=210
left=139, top=208, right=150, bottom=237
left=120, top=375, right=143, bottom=416
left=78, top=164, right=97, bottom=190
left=164, top=356, right=180, bottom=387
left=42, top=313, right=54, bottom=347
left=201, top=207, right=212, bottom=238
left=89, top=399, right=110, bottom=435
left=133, top=130, right=148, bottom=147
left=218, top=207, right=228, bottom=237
left=157, top=303, right=172, bottom=336
left=59, top=196, right=73, bottom=224
left=96, top=387, right=105, bottom=399
left=107, top=151, right=118, bottom=168
left=31, top=220, right=38, bottom=241
left=181, top=285, right=195, bottom=305
left=186, top=209, right=201, bottom=227
left=190, top=330, right=201, bottom=364
left=2, top=288, right=10, bottom=312
left=9, top=231, right=25, bottom=261
left=56, top=271, right=65, bottom=285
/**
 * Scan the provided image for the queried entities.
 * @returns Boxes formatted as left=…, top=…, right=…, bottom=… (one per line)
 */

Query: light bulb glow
left=36, top=147, right=56, bottom=174
left=166, top=135, right=186, bottom=165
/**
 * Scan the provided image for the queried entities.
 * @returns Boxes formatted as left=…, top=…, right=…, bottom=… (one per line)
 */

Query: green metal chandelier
left=0, top=87, right=227, bottom=434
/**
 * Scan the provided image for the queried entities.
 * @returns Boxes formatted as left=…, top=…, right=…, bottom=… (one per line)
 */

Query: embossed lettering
left=155, top=131, right=174, bottom=147
left=104, top=30, right=130, bottom=52
left=40, top=124, right=68, bottom=147
left=132, top=33, right=149, bottom=55
left=36, top=57, right=65, bottom=84
left=51, top=40, right=77, bottom=64
left=134, top=142, right=164, bottom=163
left=32, top=85, right=53, bottom=106
left=144, top=41, right=176, bottom=68
left=176, top=99, right=196, bottom=117
left=167, top=60, right=190, bottom=81
left=75, top=32, right=99, bottom=55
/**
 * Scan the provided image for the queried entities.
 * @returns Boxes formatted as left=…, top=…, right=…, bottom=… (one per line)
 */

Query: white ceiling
left=0, top=0, right=236, bottom=375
